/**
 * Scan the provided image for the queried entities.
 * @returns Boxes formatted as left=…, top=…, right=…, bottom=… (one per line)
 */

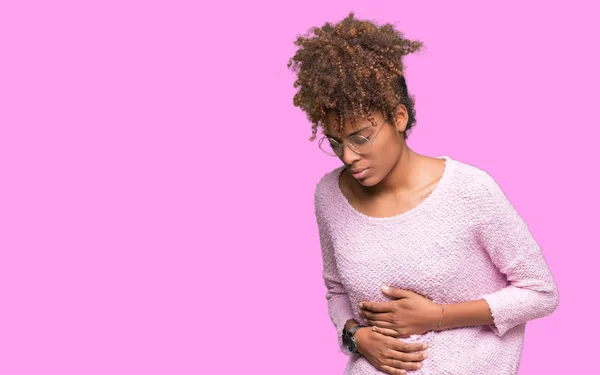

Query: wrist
left=353, top=326, right=369, bottom=354
left=344, top=319, right=359, bottom=333
left=343, top=322, right=367, bottom=354
left=431, top=303, right=444, bottom=331
left=435, top=304, right=445, bottom=331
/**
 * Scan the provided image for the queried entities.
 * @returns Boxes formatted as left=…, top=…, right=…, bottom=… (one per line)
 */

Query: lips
left=349, top=167, right=369, bottom=179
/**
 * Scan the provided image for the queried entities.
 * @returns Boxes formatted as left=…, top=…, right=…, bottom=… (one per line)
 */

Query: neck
left=360, top=147, right=425, bottom=197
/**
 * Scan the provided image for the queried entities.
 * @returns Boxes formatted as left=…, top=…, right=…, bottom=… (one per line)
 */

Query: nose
left=340, top=142, right=361, bottom=166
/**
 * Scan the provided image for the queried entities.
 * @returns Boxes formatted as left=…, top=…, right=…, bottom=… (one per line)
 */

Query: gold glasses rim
left=318, top=119, right=386, bottom=156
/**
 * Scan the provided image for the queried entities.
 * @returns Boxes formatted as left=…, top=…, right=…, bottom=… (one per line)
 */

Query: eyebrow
left=324, top=125, right=371, bottom=140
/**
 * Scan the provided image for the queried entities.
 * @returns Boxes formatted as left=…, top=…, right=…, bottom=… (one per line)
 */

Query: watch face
left=343, top=331, right=354, bottom=352
left=347, top=337, right=356, bottom=353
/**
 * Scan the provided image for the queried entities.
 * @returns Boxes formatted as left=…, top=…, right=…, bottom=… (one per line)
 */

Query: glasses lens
left=319, top=137, right=342, bottom=156
left=348, top=135, right=371, bottom=154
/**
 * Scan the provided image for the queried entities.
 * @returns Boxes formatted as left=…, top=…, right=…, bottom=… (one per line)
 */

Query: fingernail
left=417, top=363, right=422, bottom=368
left=423, top=343, right=429, bottom=349
left=381, top=284, right=389, bottom=291
left=359, top=302, right=364, bottom=308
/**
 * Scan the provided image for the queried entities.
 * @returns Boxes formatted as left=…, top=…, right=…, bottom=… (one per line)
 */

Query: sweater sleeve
left=315, top=185, right=355, bottom=356
left=476, top=172, right=559, bottom=337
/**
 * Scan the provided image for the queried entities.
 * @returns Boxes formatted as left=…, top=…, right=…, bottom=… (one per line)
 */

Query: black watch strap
left=349, top=325, right=364, bottom=335
left=345, top=325, right=365, bottom=354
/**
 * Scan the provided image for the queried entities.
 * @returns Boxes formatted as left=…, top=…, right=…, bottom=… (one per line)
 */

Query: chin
left=356, top=175, right=379, bottom=187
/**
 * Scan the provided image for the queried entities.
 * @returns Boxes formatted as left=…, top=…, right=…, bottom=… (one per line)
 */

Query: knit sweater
left=314, top=155, right=559, bottom=375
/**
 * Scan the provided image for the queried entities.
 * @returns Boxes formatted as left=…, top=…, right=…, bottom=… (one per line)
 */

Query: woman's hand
left=355, top=327, right=428, bottom=375
left=358, top=285, right=441, bottom=338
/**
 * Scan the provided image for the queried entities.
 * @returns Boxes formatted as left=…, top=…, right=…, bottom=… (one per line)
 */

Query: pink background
left=1, top=1, right=598, bottom=374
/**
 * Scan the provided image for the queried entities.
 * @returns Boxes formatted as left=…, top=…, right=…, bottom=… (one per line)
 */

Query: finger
left=359, top=301, right=394, bottom=313
left=387, top=348, right=428, bottom=363
left=359, top=309, right=373, bottom=320
left=368, top=320, right=395, bottom=330
left=390, top=340, right=429, bottom=353
left=381, top=285, right=412, bottom=299
left=379, top=365, right=406, bottom=375
left=385, top=358, right=423, bottom=372
left=359, top=309, right=393, bottom=322
left=372, top=326, right=399, bottom=337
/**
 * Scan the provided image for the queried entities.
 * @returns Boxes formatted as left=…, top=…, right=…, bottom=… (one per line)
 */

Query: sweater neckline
left=333, top=155, right=453, bottom=222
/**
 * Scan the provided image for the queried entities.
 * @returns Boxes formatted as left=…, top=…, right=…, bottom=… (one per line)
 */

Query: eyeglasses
left=318, top=120, right=386, bottom=157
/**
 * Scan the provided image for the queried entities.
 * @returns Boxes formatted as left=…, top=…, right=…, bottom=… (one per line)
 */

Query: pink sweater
left=314, top=155, right=559, bottom=375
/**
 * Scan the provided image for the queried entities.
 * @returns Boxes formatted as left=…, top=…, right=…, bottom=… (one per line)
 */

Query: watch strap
left=346, top=325, right=365, bottom=354
left=349, top=325, right=364, bottom=335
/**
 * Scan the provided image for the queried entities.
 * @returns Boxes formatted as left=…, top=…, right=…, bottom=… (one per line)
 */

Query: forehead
left=323, top=110, right=382, bottom=136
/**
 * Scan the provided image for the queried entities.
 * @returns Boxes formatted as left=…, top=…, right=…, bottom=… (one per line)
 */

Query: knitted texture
left=314, top=155, right=559, bottom=375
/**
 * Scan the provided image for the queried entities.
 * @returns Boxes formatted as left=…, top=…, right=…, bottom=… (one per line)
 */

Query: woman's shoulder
left=313, top=165, right=344, bottom=210
left=446, top=156, right=506, bottom=202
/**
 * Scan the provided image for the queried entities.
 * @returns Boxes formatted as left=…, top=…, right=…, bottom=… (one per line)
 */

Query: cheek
left=375, top=137, right=401, bottom=162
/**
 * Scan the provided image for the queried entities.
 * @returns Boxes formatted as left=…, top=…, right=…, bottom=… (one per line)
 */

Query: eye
left=350, top=135, right=370, bottom=145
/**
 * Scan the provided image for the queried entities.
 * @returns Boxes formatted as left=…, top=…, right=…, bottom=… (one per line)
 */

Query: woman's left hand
left=358, top=285, right=442, bottom=338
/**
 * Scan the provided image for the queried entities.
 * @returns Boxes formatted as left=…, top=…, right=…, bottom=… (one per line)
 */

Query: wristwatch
left=342, top=325, right=366, bottom=354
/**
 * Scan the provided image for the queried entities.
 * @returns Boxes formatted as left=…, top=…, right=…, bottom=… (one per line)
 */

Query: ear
left=392, top=104, right=408, bottom=133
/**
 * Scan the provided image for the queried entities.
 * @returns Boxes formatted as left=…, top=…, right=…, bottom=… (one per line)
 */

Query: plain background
left=1, top=1, right=598, bottom=374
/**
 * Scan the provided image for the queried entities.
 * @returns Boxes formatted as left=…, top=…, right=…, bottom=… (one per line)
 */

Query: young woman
left=287, top=12, right=559, bottom=375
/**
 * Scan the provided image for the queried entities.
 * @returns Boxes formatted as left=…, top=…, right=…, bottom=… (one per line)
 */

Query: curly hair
left=287, top=11, right=425, bottom=141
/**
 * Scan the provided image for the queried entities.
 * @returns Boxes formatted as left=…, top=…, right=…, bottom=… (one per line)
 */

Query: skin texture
left=324, top=106, right=445, bottom=215
left=353, top=326, right=427, bottom=375
left=359, top=286, right=495, bottom=337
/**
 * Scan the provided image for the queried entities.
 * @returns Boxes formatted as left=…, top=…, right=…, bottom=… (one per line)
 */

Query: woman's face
left=323, top=107, right=407, bottom=187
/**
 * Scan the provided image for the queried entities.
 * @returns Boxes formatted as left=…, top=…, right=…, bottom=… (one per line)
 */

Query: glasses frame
left=318, top=119, right=386, bottom=157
